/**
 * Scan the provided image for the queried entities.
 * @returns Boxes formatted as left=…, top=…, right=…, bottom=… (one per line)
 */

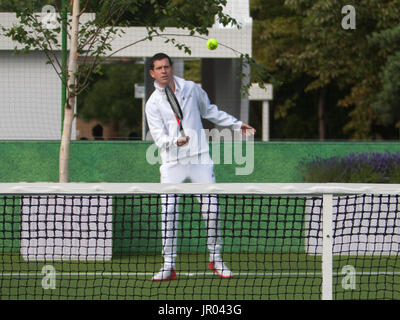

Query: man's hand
left=241, top=123, right=256, bottom=136
left=177, top=136, right=190, bottom=146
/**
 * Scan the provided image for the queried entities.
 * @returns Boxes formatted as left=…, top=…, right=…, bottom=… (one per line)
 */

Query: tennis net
left=0, top=183, right=399, bottom=300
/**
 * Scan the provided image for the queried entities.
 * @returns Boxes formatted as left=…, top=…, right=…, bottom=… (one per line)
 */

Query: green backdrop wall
left=2, top=140, right=400, bottom=254
left=1, top=140, right=400, bottom=182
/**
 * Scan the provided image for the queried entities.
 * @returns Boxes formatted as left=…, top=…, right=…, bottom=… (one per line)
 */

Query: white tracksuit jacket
left=145, top=76, right=243, bottom=164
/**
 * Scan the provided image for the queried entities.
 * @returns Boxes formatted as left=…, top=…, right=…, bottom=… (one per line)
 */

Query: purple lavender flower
left=299, top=151, right=400, bottom=183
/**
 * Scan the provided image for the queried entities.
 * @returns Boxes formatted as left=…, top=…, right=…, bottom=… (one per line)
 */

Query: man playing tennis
left=146, top=53, right=255, bottom=281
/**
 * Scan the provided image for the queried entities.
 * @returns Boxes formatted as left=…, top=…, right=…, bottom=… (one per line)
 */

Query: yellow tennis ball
left=207, top=38, right=218, bottom=50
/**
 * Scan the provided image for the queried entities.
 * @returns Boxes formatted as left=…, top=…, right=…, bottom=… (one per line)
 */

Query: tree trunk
left=318, top=88, right=327, bottom=141
left=59, top=0, right=80, bottom=182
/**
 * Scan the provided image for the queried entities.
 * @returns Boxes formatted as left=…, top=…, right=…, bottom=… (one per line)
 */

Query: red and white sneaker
left=208, top=261, right=233, bottom=279
left=152, top=267, right=177, bottom=282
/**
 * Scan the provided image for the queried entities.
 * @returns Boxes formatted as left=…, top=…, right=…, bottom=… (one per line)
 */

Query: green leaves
left=1, top=0, right=267, bottom=137
left=371, top=50, right=400, bottom=126
left=252, top=0, right=400, bottom=139
left=78, top=63, right=144, bottom=137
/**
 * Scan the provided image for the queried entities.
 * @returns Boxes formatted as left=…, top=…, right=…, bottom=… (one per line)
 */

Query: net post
left=322, top=193, right=333, bottom=300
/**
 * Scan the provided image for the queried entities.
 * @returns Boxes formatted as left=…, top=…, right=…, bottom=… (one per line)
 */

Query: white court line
left=1, top=271, right=400, bottom=277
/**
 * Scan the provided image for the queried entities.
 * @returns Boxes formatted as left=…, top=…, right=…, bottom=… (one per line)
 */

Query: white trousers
left=159, top=161, right=222, bottom=268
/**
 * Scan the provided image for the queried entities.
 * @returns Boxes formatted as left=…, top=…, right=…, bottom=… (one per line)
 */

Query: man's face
left=149, top=58, right=173, bottom=88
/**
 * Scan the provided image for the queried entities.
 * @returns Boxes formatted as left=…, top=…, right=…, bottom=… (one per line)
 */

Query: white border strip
left=1, top=183, right=400, bottom=195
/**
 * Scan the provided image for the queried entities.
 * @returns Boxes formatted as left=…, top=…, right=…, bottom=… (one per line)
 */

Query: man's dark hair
left=148, top=53, right=173, bottom=71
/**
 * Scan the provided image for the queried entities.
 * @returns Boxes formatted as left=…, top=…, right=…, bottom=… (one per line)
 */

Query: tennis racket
left=165, top=84, right=185, bottom=136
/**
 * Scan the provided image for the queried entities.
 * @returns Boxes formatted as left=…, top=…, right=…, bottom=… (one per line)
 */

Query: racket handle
left=180, top=127, right=185, bottom=137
